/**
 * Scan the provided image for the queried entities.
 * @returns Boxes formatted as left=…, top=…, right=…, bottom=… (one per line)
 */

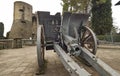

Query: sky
left=112, top=0, right=120, bottom=31
left=0, top=0, right=62, bottom=36
left=0, top=0, right=120, bottom=36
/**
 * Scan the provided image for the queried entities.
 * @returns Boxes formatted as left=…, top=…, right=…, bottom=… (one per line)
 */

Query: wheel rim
left=80, top=26, right=97, bottom=55
left=37, top=25, right=45, bottom=71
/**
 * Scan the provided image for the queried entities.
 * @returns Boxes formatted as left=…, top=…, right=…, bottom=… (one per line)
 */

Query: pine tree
left=91, top=0, right=113, bottom=35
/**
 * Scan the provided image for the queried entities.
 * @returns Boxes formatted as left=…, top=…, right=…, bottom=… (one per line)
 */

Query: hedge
left=97, top=35, right=120, bottom=42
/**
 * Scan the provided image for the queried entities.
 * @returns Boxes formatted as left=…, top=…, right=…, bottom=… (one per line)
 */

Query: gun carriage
left=36, top=11, right=120, bottom=76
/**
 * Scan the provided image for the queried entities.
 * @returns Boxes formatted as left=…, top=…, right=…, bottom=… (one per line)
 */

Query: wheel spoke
left=80, top=26, right=97, bottom=55
left=81, top=29, right=87, bottom=40
left=82, top=34, right=92, bottom=43
left=84, top=45, right=93, bottom=53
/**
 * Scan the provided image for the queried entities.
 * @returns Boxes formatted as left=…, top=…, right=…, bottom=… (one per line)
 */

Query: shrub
left=97, top=35, right=120, bottom=42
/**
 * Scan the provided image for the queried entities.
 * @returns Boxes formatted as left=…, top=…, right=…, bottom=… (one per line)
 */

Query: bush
left=97, top=35, right=120, bottom=42
left=97, top=35, right=105, bottom=40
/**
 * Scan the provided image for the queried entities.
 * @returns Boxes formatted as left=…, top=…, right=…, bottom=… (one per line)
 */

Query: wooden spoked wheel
left=80, top=26, right=97, bottom=55
left=37, top=25, right=45, bottom=73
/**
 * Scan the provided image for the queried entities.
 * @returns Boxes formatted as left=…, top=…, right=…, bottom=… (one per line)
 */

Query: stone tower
left=9, top=1, right=33, bottom=39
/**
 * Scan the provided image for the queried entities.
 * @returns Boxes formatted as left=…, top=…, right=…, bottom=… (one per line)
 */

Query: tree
left=0, top=22, right=4, bottom=38
left=91, top=0, right=113, bottom=35
left=61, top=0, right=91, bottom=13
left=61, top=0, right=113, bottom=35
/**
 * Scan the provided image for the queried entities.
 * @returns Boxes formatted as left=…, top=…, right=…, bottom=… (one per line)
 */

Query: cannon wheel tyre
left=80, top=26, right=97, bottom=55
left=37, top=25, right=45, bottom=74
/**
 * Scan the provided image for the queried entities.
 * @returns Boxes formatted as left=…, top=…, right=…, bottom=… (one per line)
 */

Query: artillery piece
left=36, top=11, right=120, bottom=76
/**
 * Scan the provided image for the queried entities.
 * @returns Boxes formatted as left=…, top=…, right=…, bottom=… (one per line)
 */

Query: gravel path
left=0, top=45, right=120, bottom=76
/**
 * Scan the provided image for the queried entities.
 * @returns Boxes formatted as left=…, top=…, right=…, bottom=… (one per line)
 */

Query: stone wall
left=9, top=1, right=34, bottom=39
left=9, top=20, right=32, bottom=39
left=13, top=1, right=32, bottom=21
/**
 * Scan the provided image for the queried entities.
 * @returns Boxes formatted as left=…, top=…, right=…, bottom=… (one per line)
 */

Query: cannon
left=36, top=11, right=120, bottom=76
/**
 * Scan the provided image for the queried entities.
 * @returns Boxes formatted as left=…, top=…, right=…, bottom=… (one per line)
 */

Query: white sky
left=0, top=0, right=62, bottom=36
left=0, top=0, right=120, bottom=36
left=112, top=0, right=120, bottom=30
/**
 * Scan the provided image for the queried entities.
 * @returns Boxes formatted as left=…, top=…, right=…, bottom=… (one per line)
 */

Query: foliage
left=61, top=0, right=113, bottom=35
left=0, top=22, right=4, bottom=38
left=97, top=35, right=105, bottom=40
left=91, top=0, right=113, bottom=35
left=97, top=35, right=120, bottom=42
left=61, top=0, right=91, bottom=13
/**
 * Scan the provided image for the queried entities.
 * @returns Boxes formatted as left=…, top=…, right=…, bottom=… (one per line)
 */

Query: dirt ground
left=0, top=44, right=120, bottom=76
left=97, top=45, right=120, bottom=73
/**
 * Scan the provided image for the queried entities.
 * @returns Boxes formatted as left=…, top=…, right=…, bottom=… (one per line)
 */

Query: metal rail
left=79, top=47, right=120, bottom=76
left=54, top=43, right=120, bottom=76
left=54, top=43, right=91, bottom=76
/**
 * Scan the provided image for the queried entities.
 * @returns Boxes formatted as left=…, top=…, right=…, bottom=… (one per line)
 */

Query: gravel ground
left=97, top=45, right=120, bottom=73
left=0, top=44, right=120, bottom=76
